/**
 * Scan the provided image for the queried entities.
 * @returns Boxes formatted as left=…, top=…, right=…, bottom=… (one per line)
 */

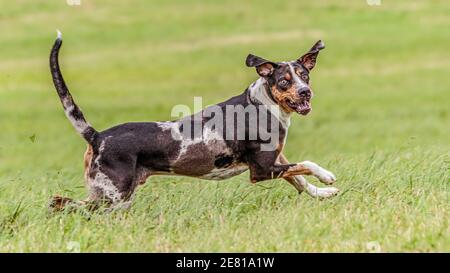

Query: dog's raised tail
left=50, top=30, right=98, bottom=145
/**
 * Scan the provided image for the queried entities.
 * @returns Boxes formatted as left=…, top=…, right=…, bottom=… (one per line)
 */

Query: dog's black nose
left=298, top=88, right=311, bottom=98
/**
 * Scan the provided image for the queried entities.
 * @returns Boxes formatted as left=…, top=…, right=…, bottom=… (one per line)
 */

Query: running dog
left=49, top=31, right=338, bottom=211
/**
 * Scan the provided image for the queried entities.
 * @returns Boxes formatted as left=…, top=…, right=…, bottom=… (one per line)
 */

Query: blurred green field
left=0, top=0, right=449, bottom=252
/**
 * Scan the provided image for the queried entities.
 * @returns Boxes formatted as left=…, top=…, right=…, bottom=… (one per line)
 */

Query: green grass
left=0, top=0, right=449, bottom=252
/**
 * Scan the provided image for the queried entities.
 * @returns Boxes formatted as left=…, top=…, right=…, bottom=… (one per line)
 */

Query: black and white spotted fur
left=49, top=31, right=338, bottom=211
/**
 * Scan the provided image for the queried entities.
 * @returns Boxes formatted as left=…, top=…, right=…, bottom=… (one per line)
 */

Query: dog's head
left=246, top=40, right=325, bottom=115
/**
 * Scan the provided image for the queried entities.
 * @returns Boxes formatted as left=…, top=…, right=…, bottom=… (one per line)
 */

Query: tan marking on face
left=270, top=85, right=299, bottom=113
left=295, top=68, right=311, bottom=85
left=285, top=72, right=291, bottom=81
left=83, top=145, right=93, bottom=182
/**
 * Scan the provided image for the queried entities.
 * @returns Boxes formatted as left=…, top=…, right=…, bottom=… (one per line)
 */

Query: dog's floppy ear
left=298, top=40, right=325, bottom=71
left=246, top=54, right=278, bottom=77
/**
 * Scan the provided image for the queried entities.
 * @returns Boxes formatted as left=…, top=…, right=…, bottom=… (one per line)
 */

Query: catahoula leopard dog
left=49, top=31, right=338, bottom=212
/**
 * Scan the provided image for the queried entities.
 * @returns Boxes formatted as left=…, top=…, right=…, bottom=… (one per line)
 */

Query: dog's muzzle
left=286, top=88, right=312, bottom=115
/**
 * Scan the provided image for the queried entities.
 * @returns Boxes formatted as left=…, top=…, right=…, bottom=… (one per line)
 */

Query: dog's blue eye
left=301, top=74, right=309, bottom=81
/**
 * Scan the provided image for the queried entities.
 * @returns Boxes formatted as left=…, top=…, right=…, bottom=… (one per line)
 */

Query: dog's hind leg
left=49, top=145, right=97, bottom=213
left=48, top=196, right=87, bottom=212
left=278, top=153, right=339, bottom=198
left=49, top=145, right=139, bottom=213
left=88, top=166, right=138, bottom=210
left=86, top=136, right=146, bottom=212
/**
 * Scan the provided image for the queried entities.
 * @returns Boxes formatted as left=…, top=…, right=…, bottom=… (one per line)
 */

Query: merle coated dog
left=49, top=31, right=338, bottom=211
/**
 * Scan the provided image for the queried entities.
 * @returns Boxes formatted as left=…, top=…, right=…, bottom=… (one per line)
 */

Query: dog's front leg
left=248, top=152, right=337, bottom=195
left=281, top=160, right=336, bottom=184
left=278, top=153, right=339, bottom=198
left=277, top=153, right=306, bottom=193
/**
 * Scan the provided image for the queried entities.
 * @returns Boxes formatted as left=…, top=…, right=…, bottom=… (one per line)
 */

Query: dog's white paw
left=310, top=186, right=339, bottom=199
left=316, top=169, right=336, bottom=185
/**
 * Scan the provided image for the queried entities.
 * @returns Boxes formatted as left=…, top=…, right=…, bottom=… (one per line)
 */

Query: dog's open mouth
left=286, top=99, right=311, bottom=115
